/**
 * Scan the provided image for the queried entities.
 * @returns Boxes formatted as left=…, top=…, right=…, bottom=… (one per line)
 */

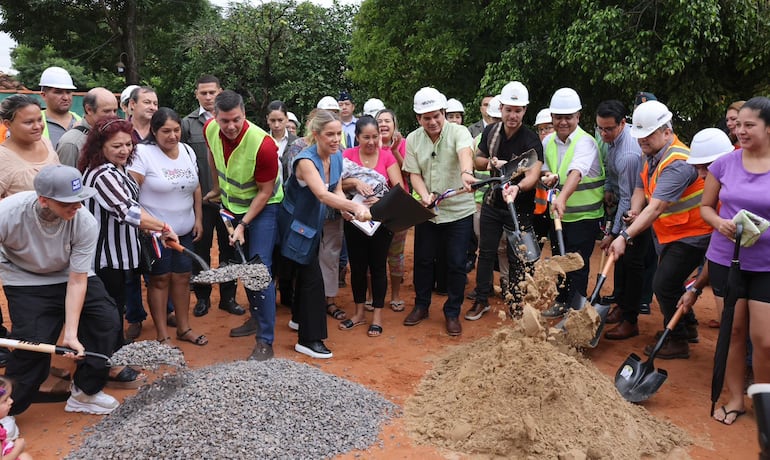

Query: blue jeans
left=413, top=215, right=473, bottom=318
left=243, top=203, right=278, bottom=345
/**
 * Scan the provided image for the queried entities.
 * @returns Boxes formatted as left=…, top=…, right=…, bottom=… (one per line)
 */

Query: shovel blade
left=554, top=297, right=610, bottom=348
left=615, top=353, right=668, bottom=402
left=506, top=228, right=540, bottom=263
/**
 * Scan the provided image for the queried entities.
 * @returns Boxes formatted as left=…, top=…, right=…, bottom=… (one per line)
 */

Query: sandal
left=367, top=324, right=383, bottom=337
left=339, top=318, right=366, bottom=330
left=713, top=405, right=746, bottom=425
left=326, top=303, right=347, bottom=320
left=106, top=366, right=147, bottom=390
left=390, top=300, right=405, bottom=312
left=177, top=328, right=208, bottom=346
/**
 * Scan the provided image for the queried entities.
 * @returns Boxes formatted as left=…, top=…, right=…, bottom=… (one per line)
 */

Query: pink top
left=380, top=138, right=410, bottom=192
left=343, top=146, right=397, bottom=186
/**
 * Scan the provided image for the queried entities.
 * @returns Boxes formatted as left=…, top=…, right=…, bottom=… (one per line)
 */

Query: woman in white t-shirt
left=129, top=108, right=204, bottom=346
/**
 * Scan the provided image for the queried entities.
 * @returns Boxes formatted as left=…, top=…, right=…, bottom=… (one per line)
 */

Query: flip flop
left=177, top=328, right=208, bottom=346
left=326, top=303, right=347, bottom=320
left=714, top=405, right=746, bottom=425
left=367, top=324, right=383, bottom=337
left=338, top=318, right=366, bottom=330
left=390, top=300, right=405, bottom=312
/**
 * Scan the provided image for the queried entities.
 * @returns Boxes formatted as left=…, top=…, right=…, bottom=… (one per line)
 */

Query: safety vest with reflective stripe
left=534, top=183, right=549, bottom=214
left=41, top=111, right=81, bottom=141
left=206, top=120, right=283, bottom=214
left=640, top=142, right=712, bottom=245
left=544, top=127, right=605, bottom=222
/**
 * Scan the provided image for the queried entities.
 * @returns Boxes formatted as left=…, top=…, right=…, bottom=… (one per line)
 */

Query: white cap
left=317, top=96, right=340, bottom=111
left=287, top=111, right=299, bottom=124
left=687, top=128, right=734, bottom=165
left=446, top=98, right=465, bottom=113
left=534, top=108, right=552, bottom=126
left=486, top=95, right=502, bottom=118
left=630, top=100, right=673, bottom=138
left=39, top=66, right=76, bottom=90
left=120, top=85, right=140, bottom=105
left=363, top=98, right=385, bottom=117
left=549, top=88, right=582, bottom=115
left=413, top=87, right=447, bottom=114
left=499, top=81, right=529, bottom=106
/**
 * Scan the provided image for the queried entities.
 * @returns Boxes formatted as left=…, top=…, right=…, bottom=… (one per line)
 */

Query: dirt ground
left=3, top=230, right=762, bottom=459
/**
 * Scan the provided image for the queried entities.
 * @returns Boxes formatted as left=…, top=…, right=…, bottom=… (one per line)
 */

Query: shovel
left=504, top=192, right=540, bottom=263
left=556, top=254, right=614, bottom=348
left=0, top=337, right=112, bottom=364
left=218, top=208, right=273, bottom=291
left=615, top=306, right=685, bottom=403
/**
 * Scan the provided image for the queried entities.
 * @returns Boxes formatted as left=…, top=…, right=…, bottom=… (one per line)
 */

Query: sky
left=0, top=0, right=358, bottom=75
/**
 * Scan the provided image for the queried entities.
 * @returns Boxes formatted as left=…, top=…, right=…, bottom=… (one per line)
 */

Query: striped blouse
left=83, top=163, right=143, bottom=270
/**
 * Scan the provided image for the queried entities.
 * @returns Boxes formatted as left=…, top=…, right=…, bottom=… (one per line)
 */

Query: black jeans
left=475, top=204, right=534, bottom=304
left=413, top=215, right=473, bottom=318
left=343, top=223, right=393, bottom=308
left=653, top=241, right=704, bottom=340
left=551, top=217, right=601, bottom=305
left=5, top=276, right=119, bottom=414
left=614, top=227, right=652, bottom=324
left=288, top=251, right=328, bottom=343
left=193, top=203, right=237, bottom=303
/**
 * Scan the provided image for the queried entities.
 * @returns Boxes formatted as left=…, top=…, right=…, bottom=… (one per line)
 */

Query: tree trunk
left=123, top=0, right=139, bottom=85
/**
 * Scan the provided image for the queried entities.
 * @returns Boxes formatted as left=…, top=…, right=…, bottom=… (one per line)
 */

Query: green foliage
left=173, top=0, right=357, bottom=122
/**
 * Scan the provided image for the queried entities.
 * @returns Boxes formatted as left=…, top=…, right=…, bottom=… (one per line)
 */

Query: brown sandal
left=177, top=328, right=208, bottom=346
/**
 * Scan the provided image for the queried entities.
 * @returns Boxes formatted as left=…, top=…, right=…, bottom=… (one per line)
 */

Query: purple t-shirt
left=343, top=146, right=397, bottom=186
left=706, top=149, right=770, bottom=270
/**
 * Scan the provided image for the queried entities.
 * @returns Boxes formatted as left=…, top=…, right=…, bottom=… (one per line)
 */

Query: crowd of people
left=0, top=64, right=765, bottom=452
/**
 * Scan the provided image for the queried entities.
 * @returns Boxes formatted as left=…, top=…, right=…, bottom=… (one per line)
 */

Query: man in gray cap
left=0, top=165, right=121, bottom=420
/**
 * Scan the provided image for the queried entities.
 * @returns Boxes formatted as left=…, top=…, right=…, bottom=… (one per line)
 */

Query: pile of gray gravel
left=66, top=359, right=399, bottom=459
left=109, top=340, right=187, bottom=370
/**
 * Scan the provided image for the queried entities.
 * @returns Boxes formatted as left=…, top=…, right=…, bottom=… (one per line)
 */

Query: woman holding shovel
left=701, top=97, right=770, bottom=425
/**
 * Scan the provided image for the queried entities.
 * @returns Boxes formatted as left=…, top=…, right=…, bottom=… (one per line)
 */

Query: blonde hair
left=307, top=109, right=340, bottom=146
left=727, top=100, right=746, bottom=113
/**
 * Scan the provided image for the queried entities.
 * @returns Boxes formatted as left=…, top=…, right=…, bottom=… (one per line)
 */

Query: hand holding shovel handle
left=0, top=338, right=112, bottom=365
left=219, top=209, right=250, bottom=263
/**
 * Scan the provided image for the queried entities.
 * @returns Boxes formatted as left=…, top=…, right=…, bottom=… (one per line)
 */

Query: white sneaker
left=288, top=320, right=299, bottom=331
left=65, top=384, right=119, bottom=415
left=0, top=416, right=18, bottom=440
left=294, top=341, right=333, bottom=359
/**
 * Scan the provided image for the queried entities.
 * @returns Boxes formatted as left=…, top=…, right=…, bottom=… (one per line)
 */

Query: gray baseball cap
left=34, top=165, right=97, bottom=203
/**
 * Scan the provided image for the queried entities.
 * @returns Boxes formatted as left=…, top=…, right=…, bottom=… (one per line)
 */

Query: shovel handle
left=0, top=338, right=112, bottom=365
left=219, top=214, right=249, bottom=263
left=648, top=307, right=687, bottom=359
left=166, top=240, right=211, bottom=271
left=587, top=253, right=616, bottom=305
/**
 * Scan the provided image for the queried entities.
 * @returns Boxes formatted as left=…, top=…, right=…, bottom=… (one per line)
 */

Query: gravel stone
left=109, top=341, right=187, bottom=370
left=191, top=262, right=271, bottom=291
left=66, top=359, right=398, bottom=459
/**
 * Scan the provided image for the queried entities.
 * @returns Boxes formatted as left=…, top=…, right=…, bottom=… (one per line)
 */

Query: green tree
left=0, top=0, right=215, bottom=98
left=172, top=0, right=357, bottom=121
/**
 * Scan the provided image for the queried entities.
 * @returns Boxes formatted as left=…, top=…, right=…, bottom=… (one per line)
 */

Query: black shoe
left=193, top=298, right=210, bottom=317
left=219, top=298, right=246, bottom=316
left=465, top=259, right=476, bottom=274
left=295, top=341, right=332, bottom=359
left=639, top=303, right=651, bottom=315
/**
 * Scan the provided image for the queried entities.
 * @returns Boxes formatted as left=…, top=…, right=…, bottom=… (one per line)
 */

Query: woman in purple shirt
left=701, top=96, right=770, bottom=425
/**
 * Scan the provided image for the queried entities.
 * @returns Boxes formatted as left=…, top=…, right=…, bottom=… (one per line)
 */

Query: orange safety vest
left=534, top=182, right=549, bottom=214
left=640, top=141, right=712, bottom=244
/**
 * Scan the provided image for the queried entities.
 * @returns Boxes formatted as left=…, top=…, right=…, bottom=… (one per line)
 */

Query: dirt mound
left=404, top=327, right=690, bottom=459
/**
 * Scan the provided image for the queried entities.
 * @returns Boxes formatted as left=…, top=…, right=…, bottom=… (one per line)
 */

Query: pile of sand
left=404, top=327, right=690, bottom=459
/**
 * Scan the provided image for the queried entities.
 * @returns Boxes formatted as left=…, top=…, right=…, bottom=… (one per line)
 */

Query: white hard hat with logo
left=317, top=96, right=340, bottom=111
left=363, top=98, right=385, bottom=117
left=499, top=81, right=529, bottom=107
left=39, top=66, right=76, bottom=90
left=287, top=111, right=299, bottom=124
left=120, top=85, right=140, bottom=106
left=549, top=88, right=582, bottom=114
left=687, top=128, right=734, bottom=165
left=486, top=95, right=503, bottom=118
left=630, top=100, right=673, bottom=138
left=446, top=98, right=464, bottom=113
left=534, top=108, right=552, bottom=126
left=413, top=87, right=447, bottom=114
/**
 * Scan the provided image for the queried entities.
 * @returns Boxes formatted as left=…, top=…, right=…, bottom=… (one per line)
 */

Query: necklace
left=34, top=201, right=65, bottom=235
left=360, top=151, right=378, bottom=167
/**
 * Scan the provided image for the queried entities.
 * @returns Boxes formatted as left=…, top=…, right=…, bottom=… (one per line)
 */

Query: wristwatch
left=620, top=229, right=633, bottom=245
left=687, top=285, right=703, bottom=296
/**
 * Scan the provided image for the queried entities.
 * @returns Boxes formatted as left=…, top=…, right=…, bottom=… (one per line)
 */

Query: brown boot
left=604, top=320, right=639, bottom=340
left=605, top=307, right=623, bottom=324
left=643, top=337, right=689, bottom=359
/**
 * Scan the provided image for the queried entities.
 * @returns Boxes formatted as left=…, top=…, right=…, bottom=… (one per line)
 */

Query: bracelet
left=620, top=229, right=633, bottom=245
left=238, top=221, right=250, bottom=229
left=687, top=285, right=703, bottom=296
left=461, top=170, right=475, bottom=177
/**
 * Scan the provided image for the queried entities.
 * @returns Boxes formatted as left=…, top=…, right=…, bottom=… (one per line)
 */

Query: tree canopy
left=349, top=0, right=770, bottom=138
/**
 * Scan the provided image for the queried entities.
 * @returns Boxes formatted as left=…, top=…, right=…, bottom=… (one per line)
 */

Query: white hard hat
left=499, top=81, right=529, bottom=107
left=549, top=88, right=582, bottom=115
left=363, top=98, right=385, bottom=117
left=317, top=96, right=340, bottom=111
left=287, top=111, right=299, bottom=124
left=413, top=87, right=447, bottom=114
left=486, top=95, right=502, bottom=118
left=687, top=128, right=734, bottom=165
left=534, top=108, right=552, bottom=126
left=446, top=98, right=464, bottom=113
left=120, top=85, right=140, bottom=105
left=39, top=66, right=76, bottom=90
left=630, top=100, right=673, bottom=138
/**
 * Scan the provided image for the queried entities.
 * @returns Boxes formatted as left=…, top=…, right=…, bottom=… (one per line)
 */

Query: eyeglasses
left=596, top=125, right=619, bottom=134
